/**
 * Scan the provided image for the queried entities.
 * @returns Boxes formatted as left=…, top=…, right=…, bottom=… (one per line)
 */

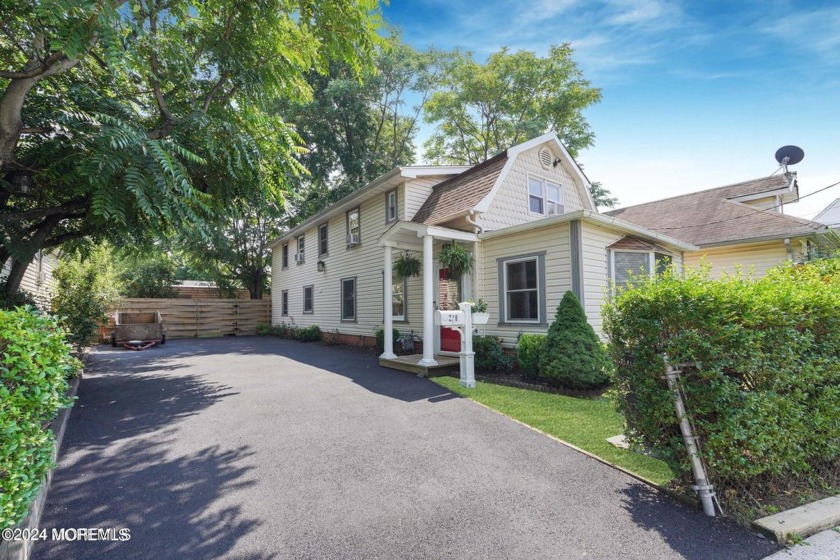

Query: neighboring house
left=0, top=250, right=59, bottom=308
left=269, top=132, right=695, bottom=365
left=172, top=280, right=256, bottom=300
left=814, top=198, right=840, bottom=229
left=606, top=175, right=828, bottom=278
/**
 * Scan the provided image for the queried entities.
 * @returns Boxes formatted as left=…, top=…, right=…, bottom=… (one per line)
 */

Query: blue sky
left=382, top=0, right=839, bottom=219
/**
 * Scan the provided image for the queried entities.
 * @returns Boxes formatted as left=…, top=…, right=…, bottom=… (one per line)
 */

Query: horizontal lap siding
left=479, top=223, right=571, bottom=347
left=580, top=223, right=624, bottom=338
left=272, top=180, right=432, bottom=338
left=683, top=240, right=790, bottom=279
left=405, top=177, right=447, bottom=221
left=481, top=145, right=588, bottom=231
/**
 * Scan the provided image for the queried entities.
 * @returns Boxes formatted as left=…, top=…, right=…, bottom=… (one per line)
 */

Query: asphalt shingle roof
left=412, top=152, right=508, bottom=225
left=605, top=175, right=825, bottom=246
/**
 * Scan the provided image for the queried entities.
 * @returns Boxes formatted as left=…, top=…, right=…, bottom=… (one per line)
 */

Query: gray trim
left=497, top=251, right=547, bottom=325
left=302, top=284, right=314, bottom=314
left=340, top=276, right=358, bottom=322
left=569, top=220, right=584, bottom=306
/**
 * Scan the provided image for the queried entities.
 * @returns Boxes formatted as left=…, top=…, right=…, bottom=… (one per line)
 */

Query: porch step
left=379, top=354, right=460, bottom=378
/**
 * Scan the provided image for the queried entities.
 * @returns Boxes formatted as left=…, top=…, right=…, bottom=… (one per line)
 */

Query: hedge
left=1, top=307, right=79, bottom=529
left=516, top=334, right=544, bottom=377
left=603, top=262, right=840, bottom=518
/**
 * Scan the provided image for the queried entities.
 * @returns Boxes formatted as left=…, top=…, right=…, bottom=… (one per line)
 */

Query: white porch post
left=381, top=245, right=397, bottom=359
left=419, top=234, right=438, bottom=366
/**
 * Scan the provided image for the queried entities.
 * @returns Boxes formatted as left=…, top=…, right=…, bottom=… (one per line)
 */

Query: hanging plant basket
left=438, top=243, right=473, bottom=280
left=393, top=251, right=421, bottom=280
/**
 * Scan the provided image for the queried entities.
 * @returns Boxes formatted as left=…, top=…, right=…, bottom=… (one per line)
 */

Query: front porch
left=378, top=354, right=461, bottom=377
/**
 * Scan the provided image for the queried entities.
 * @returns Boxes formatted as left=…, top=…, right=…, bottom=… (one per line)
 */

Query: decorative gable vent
left=539, top=147, right=553, bottom=169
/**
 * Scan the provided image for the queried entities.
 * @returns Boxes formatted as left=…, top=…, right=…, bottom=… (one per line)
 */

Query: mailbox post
left=433, top=304, right=476, bottom=389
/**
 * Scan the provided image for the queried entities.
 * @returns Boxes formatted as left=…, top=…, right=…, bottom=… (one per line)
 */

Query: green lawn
left=432, top=377, right=674, bottom=485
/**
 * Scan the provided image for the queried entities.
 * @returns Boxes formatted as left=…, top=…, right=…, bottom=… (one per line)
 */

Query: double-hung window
left=282, top=243, right=289, bottom=269
left=611, top=251, right=672, bottom=292
left=392, top=271, right=406, bottom=321
left=386, top=190, right=398, bottom=223
left=281, top=290, right=289, bottom=316
left=295, top=235, right=305, bottom=264
left=347, top=208, right=360, bottom=246
left=528, top=177, right=564, bottom=215
left=318, top=223, right=328, bottom=257
left=499, top=253, right=545, bottom=324
left=341, top=278, right=356, bottom=321
left=303, top=285, right=313, bottom=314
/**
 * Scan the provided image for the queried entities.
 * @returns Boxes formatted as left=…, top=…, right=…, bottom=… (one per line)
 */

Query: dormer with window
left=528, top=176, right=564, bottom=216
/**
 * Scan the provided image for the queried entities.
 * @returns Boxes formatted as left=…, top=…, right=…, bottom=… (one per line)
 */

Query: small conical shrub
left=538, top=291, right=610, bottom=389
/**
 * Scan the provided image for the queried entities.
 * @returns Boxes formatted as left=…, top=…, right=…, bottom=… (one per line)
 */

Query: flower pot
left=472, top=312, right=490, bottom=325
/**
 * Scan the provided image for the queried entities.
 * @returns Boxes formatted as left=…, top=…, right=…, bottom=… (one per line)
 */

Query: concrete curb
left=0, top=373, right=82, bottom=560
left=753, top=496, right=840, bottom=544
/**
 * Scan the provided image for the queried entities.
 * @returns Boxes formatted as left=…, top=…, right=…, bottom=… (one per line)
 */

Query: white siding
left=272, top=180, right=433, bottom=338
left=683, top=240, right=797, bottom=279
left=580, top=223, right=624, bottom=336
left=479, top=222, right=572, bottom=347
left=0, top=251, right=58, bottom=308
left=481, top=144, right=592, bottom=231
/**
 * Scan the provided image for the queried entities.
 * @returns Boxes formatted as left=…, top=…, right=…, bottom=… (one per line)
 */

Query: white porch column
left=419, top=234, right=438, bottom=366
left=381, top=245, right=397, bottom=359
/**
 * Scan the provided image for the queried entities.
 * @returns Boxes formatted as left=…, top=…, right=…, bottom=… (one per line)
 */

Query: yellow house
left=606, top=175, right=827, bottom=279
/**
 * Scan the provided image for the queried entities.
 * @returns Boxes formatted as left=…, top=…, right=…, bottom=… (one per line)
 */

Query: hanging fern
left=394, top=251, right=421, bottom=280
left=438, top=243, right=473, bottom=280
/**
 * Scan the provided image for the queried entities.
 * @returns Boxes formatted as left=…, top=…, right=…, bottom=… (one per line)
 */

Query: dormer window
left=528, top=176, right=564, bottom=216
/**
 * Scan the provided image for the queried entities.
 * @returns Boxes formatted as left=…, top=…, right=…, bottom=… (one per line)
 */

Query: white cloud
left=759, top=7, right=840, bottom=61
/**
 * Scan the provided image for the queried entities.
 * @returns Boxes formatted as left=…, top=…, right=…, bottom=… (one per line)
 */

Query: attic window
left=539, top=148, right=553, bottom=169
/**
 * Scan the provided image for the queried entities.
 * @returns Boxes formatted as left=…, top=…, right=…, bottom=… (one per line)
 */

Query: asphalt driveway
left=34, top=337, right=778, bottom=559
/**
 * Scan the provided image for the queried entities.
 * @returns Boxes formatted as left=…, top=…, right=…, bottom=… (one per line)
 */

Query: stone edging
left=0, top=374, right=82, bottom=560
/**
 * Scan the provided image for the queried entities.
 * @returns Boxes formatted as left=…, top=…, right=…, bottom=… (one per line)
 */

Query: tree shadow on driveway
left=34, top=367, right=271, bottom=559
left=618, top=484, right=778, bottom=559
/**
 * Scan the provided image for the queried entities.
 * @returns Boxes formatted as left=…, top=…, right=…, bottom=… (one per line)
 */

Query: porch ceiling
left=378, top=220, right=478, bottom=251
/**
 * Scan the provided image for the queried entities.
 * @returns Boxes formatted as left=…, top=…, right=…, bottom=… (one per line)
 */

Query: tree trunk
left=3, top=254, right=34, bottom=294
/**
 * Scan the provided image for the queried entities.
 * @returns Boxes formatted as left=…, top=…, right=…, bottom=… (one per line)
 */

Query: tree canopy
left=0, top=0, right=383, bottom=293
left=423, top=44, right=602, bottom=165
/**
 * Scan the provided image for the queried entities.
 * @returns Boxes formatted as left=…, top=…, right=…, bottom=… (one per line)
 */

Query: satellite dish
left=775, top=145, right=804, bottom=166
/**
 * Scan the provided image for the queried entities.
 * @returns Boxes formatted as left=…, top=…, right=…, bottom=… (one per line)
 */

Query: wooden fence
left=110, top=298, right=271, bottom=339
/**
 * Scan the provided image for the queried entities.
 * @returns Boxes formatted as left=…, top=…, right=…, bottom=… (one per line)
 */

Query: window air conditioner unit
left=347, top=233, right=360, bottom=245
left=294, top=253, right=304, bottom=263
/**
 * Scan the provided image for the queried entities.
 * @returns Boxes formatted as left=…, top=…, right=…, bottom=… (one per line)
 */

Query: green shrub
left=256, top=324, right=273, bottom=335
left=0, top=281, right=38, bottom=311
left=0, top=307, right=80, bottom=529
left=603, top=263, right=840, bottom=518
left=52, top=247, right=120, bottom=352
left=297, top=325, right=321, bottom=342
left=517, top=334, right=545, bottom=376
left=539, top=291, right=610, bottom=389
left=375, top=328, right=401, bottom=353
left=119, top=254, right=179, bottom=298
left=473, top=335, right=513, bottom=372
left=272, top=322, right=299, bottom=339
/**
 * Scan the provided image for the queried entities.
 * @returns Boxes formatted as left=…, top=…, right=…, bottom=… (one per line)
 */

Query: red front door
left=439, top=268, right=462, bottom=352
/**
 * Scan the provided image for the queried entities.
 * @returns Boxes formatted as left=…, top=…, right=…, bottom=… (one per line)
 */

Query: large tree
left=423, top=44, right=601, bottom=164
left=281, top=36, right=450, bottom=222
left=0, top=0, right=382, bottom=294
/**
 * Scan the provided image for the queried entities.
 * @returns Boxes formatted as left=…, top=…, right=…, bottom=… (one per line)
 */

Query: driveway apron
left=34, top=337, right=778, bottom=559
